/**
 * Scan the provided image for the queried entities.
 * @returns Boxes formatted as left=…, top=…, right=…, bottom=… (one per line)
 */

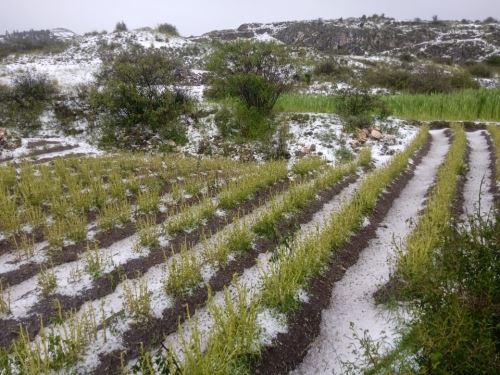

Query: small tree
left=114, top=21, right=128, bottom=32
left=207, top=40, right=292, bottom=113
left=90, top=47, right=192, bottom=148
left=157, top=23, right=179, bottom=36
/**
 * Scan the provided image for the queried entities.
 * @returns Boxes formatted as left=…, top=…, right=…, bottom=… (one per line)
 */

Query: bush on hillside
left=464, top=62, right=494, bottom=78
left=337, top=88, right=391, bottom=132
left=0, top=71, right=58, bottom=133
left=207, top=40, right=293, bottom=114
left=313, top=59, right=353, bottom=81
left=114, top=21, right=128, bottom=33
left=485, top=54, right=500, bottom=67
left=89, top=47, right=193, bottom=148
left=363, top=64, right=478, bottom=94
left=157, top=23, right=179, bottom=36
left=207, top=40, right=293, bottom=140
left=0, top=29, right=68, bottom=59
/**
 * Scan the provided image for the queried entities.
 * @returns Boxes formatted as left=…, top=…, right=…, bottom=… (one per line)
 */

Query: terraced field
left=0, top=124, right=497, bottom=374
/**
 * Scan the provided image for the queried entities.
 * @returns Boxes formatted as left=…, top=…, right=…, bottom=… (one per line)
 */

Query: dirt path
left=462, top=131, right=495, bottom=219
left=292, top=129, right=450, bottom=375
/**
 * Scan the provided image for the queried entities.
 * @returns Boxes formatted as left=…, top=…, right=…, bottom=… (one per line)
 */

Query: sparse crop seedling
left=38, top=265, right=57, bottom=297
left=164, top=242, right=203, bottom=297
left=123, top=277, right=152, bottom=322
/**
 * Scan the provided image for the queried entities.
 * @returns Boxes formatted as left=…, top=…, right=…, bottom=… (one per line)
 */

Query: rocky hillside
left=203, top=16, right=500, bottom=61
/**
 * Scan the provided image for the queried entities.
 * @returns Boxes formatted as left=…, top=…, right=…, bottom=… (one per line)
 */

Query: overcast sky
left=1, top=0, right=499, bottom=36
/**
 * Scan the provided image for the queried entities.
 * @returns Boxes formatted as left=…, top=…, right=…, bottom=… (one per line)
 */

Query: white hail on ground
left=462, top=130, right=495, bottom=220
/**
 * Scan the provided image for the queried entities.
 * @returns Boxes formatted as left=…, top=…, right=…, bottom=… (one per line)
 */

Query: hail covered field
left=0, top=17, right=499, bottom=375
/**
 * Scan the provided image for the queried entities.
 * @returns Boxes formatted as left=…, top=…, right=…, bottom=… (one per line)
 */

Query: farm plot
left=0, top=124, right=496, bottom=374
left=0, top=148, right=367, bottom=373
left=107, top=126, right=430, bottom=374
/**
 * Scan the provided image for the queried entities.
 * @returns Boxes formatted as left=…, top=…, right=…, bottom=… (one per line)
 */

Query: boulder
left=370, top=129, right=382, bottom=140
left=356, top=128, right=367, bottom=143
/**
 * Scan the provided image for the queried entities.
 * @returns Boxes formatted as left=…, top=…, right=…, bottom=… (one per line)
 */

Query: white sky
left=1, top=0, right=499, bottom=36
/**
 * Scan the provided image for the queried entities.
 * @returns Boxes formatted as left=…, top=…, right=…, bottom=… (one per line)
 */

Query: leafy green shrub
left=207, top=40, right=292, bottom=113
left=485, top=54, right=500, bottom=67
left=89, top=47, right=193, bottom=148
left=0, top=29, right=68, bottom=58
left=313, top=59, right=353, bottom=80
left=214, top=98, right=273, bottom=140
left=0, top=71, right=58, bottom=132
left=156, top=23, right=179, bottom=36
left=336, top=89, right=391, bottom=132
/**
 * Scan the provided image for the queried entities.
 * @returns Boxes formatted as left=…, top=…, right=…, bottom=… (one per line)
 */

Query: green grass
left=384, top=89, right=500, bottom=121
left=274, top=89, right=500, bottom=122
left=274, top=93, right=338, bottom=113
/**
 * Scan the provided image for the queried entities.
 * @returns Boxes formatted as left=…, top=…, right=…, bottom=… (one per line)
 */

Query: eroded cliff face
left=204, top=17, right=500, bottom=61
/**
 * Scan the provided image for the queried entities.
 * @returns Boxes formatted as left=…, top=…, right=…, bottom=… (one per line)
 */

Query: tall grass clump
left=398, top=124, right=466, bottom=281
left=384, top=89, right=500, bottom=121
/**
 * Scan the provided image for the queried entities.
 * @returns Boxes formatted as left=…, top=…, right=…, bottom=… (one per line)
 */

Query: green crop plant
left=38, top=265, right=57, bottom=297
left=0, top=280, right=10, bottom=314
left=398, top=124, right=466, bottom=282
left=202, top=221, right=253, bottom=265
left=135, top=215, right=159, bottom=251
left=7, top=305, right=99, bottom=373
left=383, top=89, right=500, bottom=121
left=123, top=277, right=152, bottom=322
left=164, top=242, right=203, bottom=297
left=163, top=199, right=217, bottom=235
left=22, top=204, right=45, bottom=229
left=97, top=199, right=131, bottom=230
left=12, top=233, right=35, bottom=259
left=218, top=160, right=287, bottom=209
left=0, top=194, right=20, bottom=233
left=137, top=187, right=161, bottom=215
left=45, top=220, right=66, bottom=251
left=84, top=242, right=111, bottom=279
left=0, top=164, right=17, bottom=193
left=274, top=93, right=339, bottom=113
left=65, top=214, right=87, bottom=243
left=177, top=283, right=261, bottom=375
left=292, top=156, right=326, bottom=176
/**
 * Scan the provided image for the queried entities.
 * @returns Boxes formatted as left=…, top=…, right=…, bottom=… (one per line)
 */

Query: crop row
left=398, top=124, right=467, bottom=280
